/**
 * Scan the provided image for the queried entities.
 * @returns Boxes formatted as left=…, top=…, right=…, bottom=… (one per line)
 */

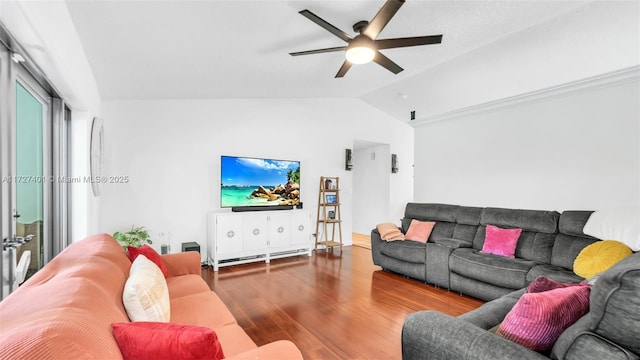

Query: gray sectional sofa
left=371, top=203, right=639, bottom=359
left=371, top=203, right=597, bottom=301
left=402, top=251, right=640, bottom=359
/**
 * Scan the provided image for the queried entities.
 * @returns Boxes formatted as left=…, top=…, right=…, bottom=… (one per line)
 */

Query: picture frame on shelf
left=325, top=194, right=337, bottom=204
left=328, top=211, right=335, bottom=220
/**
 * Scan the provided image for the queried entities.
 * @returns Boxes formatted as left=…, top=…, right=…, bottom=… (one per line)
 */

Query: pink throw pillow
left=496, top=284, right=590, bottom=352
left=112, top=322, right=224, bottom=360
left=481, top=224, right=522, bottom=258
left=405, top=220, right=435, bottom=243
left=127, top=244, right=168, bottom=278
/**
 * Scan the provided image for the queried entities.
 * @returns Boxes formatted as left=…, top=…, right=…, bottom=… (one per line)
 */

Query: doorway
left=352, top=140, right=390, bottom=244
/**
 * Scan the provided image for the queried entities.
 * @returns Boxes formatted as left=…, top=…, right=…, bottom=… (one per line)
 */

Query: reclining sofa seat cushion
left=449, top=208, right=560, bottom=300
left=375, top=203, right=463, bottom=282
left=379, top=204, right=459, bottom=265
left=527, top=211, right=598, bottom=283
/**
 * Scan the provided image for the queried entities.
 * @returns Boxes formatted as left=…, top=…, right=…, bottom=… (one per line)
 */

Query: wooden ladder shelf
left=315, top=176, right=343, bottom=251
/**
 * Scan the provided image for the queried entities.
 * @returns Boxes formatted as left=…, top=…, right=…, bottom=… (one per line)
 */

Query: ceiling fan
left=289, top=0, right=442, bottom=78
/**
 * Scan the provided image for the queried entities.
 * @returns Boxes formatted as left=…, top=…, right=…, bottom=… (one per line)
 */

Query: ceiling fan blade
left=375, top=35, right=443, bottom=50
left=373, top=51, right=403, bottom=74
left=299, top=10, right=352, bottom=42
left=363, top=0, right=405, bottom=39
left=289, top=46, right=347, bottom=56
left=335, top=61, right=353, bottom=78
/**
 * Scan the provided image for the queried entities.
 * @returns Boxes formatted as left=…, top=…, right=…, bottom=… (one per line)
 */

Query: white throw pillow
left=583, top=207, right=640, bottom=251
left=123, top=254, right=170, bottom=322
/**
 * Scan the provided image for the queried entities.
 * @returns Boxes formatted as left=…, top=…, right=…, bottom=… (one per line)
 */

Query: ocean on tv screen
left=221, top=185, right=279, bottom=207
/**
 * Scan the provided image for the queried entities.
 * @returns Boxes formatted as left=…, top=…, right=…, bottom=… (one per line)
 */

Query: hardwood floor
left=352, top=232, right=372, bottom=249
left=201, top=246, right=484, bottom=359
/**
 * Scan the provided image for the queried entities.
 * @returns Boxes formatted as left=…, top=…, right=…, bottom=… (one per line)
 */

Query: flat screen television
left=220, top=155, right=300, bottom=211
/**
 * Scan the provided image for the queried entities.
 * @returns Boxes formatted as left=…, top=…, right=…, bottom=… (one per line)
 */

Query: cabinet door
left=290, top=211, right=310, bottom=246
left=243, top=213, right=268, bottom=251
left=215, top=214, right=243, bottom=255
left=268, top=212, right=291, bottom=248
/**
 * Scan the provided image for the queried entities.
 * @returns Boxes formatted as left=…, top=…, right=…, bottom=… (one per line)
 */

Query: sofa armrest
left=402, top=311, right=549, bottom=360
left=433, top=238, right=472, bottom=249
left=226, top=340, right=303, bottom=360
left=161, top=252, right=201, bottom=277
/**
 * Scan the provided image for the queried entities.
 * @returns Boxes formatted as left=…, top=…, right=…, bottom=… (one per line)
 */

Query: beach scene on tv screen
left=221, top=156, right=300, bottom=207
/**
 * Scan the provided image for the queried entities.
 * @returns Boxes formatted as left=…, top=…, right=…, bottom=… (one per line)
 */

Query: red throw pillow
left=481, top=224, right=522, bottom=258
left=127, top=245, right=168, bottom=278
left=527, top=276, right=581, bottom=294
left=404, top=219, right=436, bottom=243
left=496, top=284, right=590, bottom=352
left=112, top=322, right=224, bottom=360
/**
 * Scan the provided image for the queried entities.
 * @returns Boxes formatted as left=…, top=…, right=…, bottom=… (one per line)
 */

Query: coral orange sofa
left=0, top=233, right=302, bottom=359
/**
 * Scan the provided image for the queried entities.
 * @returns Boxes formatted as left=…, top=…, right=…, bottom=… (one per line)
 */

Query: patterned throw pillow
left=481, top=224, right=522, bottom=258
left=404, top=219, right=436, bottom=243
left=496, top=284, right=590, bottom=352
left=122, top=255, right=170, bottom=322
left=112, top=322, right=225, bottom=360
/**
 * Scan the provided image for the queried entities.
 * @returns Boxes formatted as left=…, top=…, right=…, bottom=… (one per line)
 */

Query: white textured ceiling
left=66, top=0, right=605, bottom=118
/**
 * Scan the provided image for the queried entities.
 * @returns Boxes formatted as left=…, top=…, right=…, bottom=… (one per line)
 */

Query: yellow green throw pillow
left=574, top=240, right=632, bottom=279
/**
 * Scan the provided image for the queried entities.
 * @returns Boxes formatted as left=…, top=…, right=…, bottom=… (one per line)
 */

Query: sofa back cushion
left=402, top=204, right=481, bottom=244
left=452, top=206, right=482, bottom=243
left=474, top=208, right=560, bottom=263
left=403, top=203, right=458, bottom=241
left=589, top=252, right=640, bottom=354
left=0, top=234, right=132, bottom=359
left=550, top=211, right=599, bottom=271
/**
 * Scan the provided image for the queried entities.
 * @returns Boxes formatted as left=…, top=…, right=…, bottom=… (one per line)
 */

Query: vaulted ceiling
left=66, top=0, right=638, bottom=122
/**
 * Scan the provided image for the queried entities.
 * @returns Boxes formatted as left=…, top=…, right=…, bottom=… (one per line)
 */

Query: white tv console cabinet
left=207, top=210, right=312, bottom=271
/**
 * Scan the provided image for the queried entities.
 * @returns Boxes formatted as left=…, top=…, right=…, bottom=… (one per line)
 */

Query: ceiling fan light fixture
left=346, top=35, right=375, bottom=64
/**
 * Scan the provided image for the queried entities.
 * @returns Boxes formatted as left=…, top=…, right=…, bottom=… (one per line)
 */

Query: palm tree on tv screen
left=287, top=167, right=300, bottom=184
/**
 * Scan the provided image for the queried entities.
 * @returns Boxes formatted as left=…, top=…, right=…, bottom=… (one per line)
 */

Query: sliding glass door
left=1, top=32, right=69, bottom=299
left=15, top=80, right=49, bottom=278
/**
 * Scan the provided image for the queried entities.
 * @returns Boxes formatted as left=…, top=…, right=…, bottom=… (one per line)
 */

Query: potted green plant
left=113, top=226, right=152, bottom=248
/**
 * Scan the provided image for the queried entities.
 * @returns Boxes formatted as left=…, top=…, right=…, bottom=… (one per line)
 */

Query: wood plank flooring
left=201, top=246, right=484, bottom=359
left=352, top=232, right=372, bottom=249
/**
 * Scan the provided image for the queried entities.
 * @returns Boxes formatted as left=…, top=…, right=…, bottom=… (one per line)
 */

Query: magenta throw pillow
left=527, top=276, right=581, bottom=294
left=481, top=224, right=522, bottom=258
left=496, top=284, right=590, bottom=352
left=405, top=219, right=436, bottom=243
left=112, top=322, right=224, bottom=360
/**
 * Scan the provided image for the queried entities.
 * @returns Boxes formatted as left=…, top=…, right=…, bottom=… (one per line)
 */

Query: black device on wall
left=345, top=149, right=353, bottom=170
left=391, top=154, right=398, bottom=173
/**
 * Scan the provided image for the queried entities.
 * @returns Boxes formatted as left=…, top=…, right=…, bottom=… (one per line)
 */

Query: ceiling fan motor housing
left=353, top=20, right=369, bottom=34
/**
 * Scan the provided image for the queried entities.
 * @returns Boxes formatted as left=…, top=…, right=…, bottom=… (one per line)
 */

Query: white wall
left=100, top=98, right=413, bottom=258
left=352, top=143, right=391, bottom=234
left=413, top=73, right=640, bottom=211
